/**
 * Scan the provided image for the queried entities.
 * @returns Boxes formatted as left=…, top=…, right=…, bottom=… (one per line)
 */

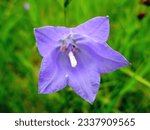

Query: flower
left=34, top=16, right=129, bottom=104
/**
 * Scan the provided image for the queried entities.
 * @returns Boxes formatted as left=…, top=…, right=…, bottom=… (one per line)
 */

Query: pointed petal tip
left=38, top=87, right=50, bottom=94
left=120, top=59, right=130, bottom=68
left=33, top=28, right=38, bottom=33
left=38, top=87, right=44, bottom=94
left=33, top=28, right=38, bottom=35
left=38, top=89, right=43, bottom=94
left=85, top=95, right=96, bottom=104
left=34, top=27, right=43, bottom=33
left=123, top=58, right=130, bottom=66
left=88, top=100, right=94, bottom=105
left=118, top=55, right=130, bottom=67
left=95, top=16, right=109, bottom=20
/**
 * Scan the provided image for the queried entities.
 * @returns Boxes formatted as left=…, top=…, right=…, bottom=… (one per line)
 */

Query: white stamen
left=68, top=51, right=77, bottom=68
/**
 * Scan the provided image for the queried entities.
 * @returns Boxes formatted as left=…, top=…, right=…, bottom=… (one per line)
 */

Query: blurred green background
left=0, top=0, right=150, bottom=112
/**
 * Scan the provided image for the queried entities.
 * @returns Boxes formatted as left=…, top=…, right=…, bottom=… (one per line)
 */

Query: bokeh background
left=0, top=0, right=150, bottom=112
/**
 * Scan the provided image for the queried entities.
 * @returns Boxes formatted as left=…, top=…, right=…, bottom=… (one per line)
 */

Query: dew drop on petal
left=65, top=74, right=68, bottom=78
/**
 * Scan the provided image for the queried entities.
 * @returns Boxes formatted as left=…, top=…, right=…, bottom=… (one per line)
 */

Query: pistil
left=68, top=51, right=77, bottom=68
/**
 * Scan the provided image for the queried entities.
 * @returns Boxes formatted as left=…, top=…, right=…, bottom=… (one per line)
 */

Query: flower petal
left=68, top=48, right=100, bottom=104
left=72, top=16, right=109, bottom=43
left=76, top=37, right=129, bottom=73
left=38, top=47, right=70, bottom=94
left=34, top=26, right=70, bottom=57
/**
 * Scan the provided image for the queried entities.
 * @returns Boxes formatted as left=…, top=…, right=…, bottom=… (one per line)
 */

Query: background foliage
left=0, top=0, right=150, bottom=112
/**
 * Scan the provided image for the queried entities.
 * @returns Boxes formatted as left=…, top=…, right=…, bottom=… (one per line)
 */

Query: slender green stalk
left=120, top=68, right=150, bottom=88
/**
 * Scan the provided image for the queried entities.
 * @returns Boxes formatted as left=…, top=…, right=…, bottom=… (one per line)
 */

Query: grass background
left=0, top=0, right=150, bottom=112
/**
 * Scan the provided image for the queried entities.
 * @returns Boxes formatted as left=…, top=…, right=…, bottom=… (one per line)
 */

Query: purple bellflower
left=34, top=16, right=129, bottom=104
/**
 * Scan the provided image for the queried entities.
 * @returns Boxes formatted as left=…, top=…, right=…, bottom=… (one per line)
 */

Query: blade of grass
left=121, top=68, right=150, bottom=88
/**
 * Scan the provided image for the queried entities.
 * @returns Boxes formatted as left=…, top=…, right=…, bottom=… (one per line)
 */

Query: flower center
left=60, top=35, right=78, bottom=68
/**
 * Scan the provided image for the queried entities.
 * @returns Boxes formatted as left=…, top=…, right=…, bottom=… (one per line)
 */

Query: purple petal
left=38, top=47, right=70, bottom=94
left=72, top=16, right=109, bottom=43
left=76, top=37, right=129, bottom=73
left=34, top=26, right=70, bottom=57
left=68, top=48, right=100, bottom=104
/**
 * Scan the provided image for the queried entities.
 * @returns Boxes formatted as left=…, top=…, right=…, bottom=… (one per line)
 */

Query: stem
left=120, top=68, right=150, bottom=88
